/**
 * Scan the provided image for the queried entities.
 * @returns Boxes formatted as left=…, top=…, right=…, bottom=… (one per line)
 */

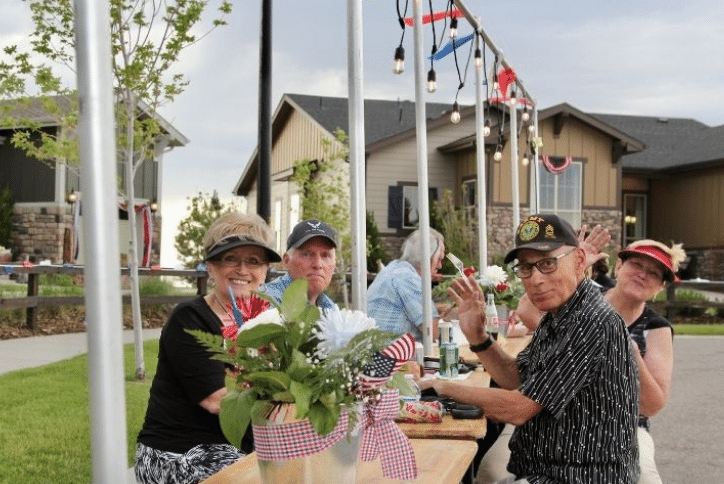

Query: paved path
left=650, top=335, right=724, bottom=483
left=0, top=328, right=162, bottom=375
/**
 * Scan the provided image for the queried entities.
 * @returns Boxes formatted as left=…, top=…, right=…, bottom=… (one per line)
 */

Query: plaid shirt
left=261, top=273, right=337, bottom=311
left=366, top=260, right=438, bottom=341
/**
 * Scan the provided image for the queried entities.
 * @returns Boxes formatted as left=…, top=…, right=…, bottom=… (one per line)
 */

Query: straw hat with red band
left=618, top=240, right=686, bottom=283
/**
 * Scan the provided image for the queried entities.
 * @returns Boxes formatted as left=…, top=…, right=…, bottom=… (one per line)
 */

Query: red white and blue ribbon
left=429, top=33, right=474, bottom=61
left=358, top=333, right=416, bottom=392
left=360, top=389, right=418, bottom=480
left=404, top=8, right=464, bottom=27
left=136, top=203, right=153, bottom=267
left=542, top=155, right=573, bottom=174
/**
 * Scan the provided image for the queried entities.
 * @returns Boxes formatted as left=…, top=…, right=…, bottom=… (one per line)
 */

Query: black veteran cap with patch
left=504, top=214, right=579, bottom=264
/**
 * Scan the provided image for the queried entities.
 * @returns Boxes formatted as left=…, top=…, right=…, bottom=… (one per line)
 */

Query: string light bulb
left=494, top=145, right=503, bottom=161
left=450, top=101, right=461, bottom=124
left=474, top=48, right=482, bottom=68
left=522, top=152, right=530, bottom=166
left=508, top=87, right=517, bottom=106
left=522, top=106, right=530, bottom=122
left=528, top=124, right=536, bottom=134
left=427, top=69, right=437, bottom=93
left=449, top=17, right=458, bottom=38
left=483, top=119, right=491, bottom=137
left=392, top=46, right=405, bottom=74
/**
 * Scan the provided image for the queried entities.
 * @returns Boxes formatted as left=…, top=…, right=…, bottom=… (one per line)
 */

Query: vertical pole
left=347, top=0, right=366, bottom=311
left=256, top=0, right=272, bottom=222
left=532, top=107, right=540, bottom=214
left=74, top=1, right=128, bottom=482
left=412, top=0, right=433, bottom=356
left=510, top=100, right=520, bottom=230
left=474, top=34, right=488, bottom=270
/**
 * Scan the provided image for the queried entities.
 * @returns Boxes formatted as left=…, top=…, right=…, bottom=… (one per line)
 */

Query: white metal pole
left=412, top=0, right=434, bottom=356
left=74, top=1, right=128, bottom=482
left=532, top=107, right=540, bottom=213
left=474, top=34, right=488, bottom=270
left=510, top=101, right=520, bottom=230
left=347, top=0, right=366, bottom=311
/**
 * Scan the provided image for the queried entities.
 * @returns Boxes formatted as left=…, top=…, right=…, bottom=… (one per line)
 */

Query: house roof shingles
left=590, top=113, right=724, bottom=172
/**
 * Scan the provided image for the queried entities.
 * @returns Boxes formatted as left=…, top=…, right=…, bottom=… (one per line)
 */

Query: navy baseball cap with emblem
left=287, top=219, right=337, bottom=250
left=504, top=213, right=579, bottom=264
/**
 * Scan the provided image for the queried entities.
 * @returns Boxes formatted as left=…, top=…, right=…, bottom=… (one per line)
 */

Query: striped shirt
left=366, top=260, right=439, bottom=341
left=509, top=278, right=640, bottom=484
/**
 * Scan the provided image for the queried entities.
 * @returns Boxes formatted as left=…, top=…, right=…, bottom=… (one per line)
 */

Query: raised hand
left=579, top=224, right=611, bottom=269
left=446, top=274, right=487, bottom=345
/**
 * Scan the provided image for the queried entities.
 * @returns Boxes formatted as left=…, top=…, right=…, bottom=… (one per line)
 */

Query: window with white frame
left=274, top=199, right=282, bottom=252
left=290, top=193, right=300, bottom=234
left=538, top=160, right=582, bottom=228
left=402, top=185, right=419, bottom=229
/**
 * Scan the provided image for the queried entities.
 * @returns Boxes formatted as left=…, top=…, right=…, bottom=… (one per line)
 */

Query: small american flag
left=358, top=333, right=416, bottom=392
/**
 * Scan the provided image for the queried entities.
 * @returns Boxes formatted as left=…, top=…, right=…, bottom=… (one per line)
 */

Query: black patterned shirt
left=508, top=279, right=640, bottom=484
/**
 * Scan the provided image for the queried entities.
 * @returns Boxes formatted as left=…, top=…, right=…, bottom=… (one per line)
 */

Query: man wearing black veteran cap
left=424, top=214, right=640, bottom=484
left=262, top=219, right=338, bottom=310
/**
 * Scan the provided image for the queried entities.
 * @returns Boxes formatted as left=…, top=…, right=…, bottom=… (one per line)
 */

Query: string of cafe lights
left=392, top=0, right=538, bottom=168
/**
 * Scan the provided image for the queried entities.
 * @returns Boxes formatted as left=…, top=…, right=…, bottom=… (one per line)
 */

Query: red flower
left=222, top=324, right=239, bottom=340
left=495, top=282, right=509, bottom=292
left=463, top=266, right=477, bottom=277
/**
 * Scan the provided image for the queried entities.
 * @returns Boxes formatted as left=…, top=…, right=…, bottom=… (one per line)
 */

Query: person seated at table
left=485, top=229, right=680, bottom=484
left=366, top=228, right=445, bottom=342
left=422, top=214, right=640, bottom=484
left=135, top=212, right=281, bottom=484
left=262, top=218, right=338, bottom=310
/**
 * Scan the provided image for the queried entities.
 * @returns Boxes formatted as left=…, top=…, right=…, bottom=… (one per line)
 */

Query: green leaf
left=308, top=402, right=339, bottom=436
left=281, top=279, right=310, bottom=321
left=234, top=323, right=286, bottom=348
left=219, top=389, right=257, bottom=448
left=290, top=380, right=313, bottom=419
left=247, top=371, right=291, bottom=393
left=287, top=349, right=314, bottom=381
left=271, top=391, right=295, bottom=403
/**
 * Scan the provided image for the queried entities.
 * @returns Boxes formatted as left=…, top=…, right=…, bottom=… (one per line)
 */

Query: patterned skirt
left=134, top=442, right=245, bottom=484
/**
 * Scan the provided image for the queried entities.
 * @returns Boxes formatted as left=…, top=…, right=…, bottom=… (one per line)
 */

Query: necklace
left=212, top=293, right=235, bottom=325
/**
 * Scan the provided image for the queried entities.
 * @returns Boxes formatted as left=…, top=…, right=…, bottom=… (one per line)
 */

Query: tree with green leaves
left=290, top=128, right=352, bottom=305
left=0, top=0, right=232, bottom=380
left=175, top=191, right=237, bottom=269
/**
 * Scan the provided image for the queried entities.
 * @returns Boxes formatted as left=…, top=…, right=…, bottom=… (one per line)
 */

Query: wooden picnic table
left=398, top=335, right=532, bottom=440
left=199, top=438, right=478, bottom=484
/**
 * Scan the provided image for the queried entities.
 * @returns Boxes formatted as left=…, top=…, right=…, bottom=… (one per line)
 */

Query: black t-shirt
left=137, top=297, right=229, bottom=453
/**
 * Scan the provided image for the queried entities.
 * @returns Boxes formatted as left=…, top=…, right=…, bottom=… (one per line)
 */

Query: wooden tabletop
left=200, top=439, right=478, bottom=484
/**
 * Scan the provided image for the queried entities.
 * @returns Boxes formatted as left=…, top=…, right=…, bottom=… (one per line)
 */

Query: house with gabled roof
left=235, top=93, right=724, bottom=279
left=0, top=95, right=188, bottom=265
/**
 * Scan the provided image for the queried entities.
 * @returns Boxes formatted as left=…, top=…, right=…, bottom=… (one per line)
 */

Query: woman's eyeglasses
left=512, top=249, right=575, bottom=278
left=216, top=255, right=267, bottom=268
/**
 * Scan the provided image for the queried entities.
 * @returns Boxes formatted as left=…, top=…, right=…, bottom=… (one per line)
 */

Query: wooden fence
left=0, top=264, right=209, bottom=330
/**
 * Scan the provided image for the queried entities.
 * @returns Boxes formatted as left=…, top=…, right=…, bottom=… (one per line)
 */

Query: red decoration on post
left=404, top=8, right=464, bottom=27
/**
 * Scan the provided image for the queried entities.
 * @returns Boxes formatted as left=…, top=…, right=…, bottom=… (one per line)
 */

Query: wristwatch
left=468, top=334, right=494, bottom=353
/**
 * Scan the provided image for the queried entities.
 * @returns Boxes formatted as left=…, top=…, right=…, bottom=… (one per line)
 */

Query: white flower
left=315, top=307, right=377, bottom=356
left=239, top=308, right=283, bottom=332
left=479, top=265, right=508, bottom=287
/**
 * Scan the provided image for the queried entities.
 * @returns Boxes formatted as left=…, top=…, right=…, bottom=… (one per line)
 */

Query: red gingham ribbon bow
left=252, top=409, right=360, bottom=461
left=360, top=389, right=418, bottom=480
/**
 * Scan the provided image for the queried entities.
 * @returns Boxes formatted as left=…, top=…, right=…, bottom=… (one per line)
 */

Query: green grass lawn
left=0, top=340, right=159, bottom=484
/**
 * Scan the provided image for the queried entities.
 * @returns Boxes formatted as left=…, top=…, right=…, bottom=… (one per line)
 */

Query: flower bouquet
left=189, top=279, right=418, bottom=482
left=477, top=264, right=525, bottom=311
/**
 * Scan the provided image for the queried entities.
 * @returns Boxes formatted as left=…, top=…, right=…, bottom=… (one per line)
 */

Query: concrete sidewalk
left=0, top=328, right=162, bottom=375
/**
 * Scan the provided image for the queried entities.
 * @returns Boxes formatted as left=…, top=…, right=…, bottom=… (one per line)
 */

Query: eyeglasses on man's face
left=216, top=255, right=268, bottom=268
left=512, top=249, right=576, bottom=278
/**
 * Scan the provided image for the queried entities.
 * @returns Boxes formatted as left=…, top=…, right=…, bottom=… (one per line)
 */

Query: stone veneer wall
left=11, top=205, right=71, bottom=263
left=681, top=248, right=724, bottom=281
left=10, top=204, right=161, bottom=265
left=380, top=206, right=623, bottom=268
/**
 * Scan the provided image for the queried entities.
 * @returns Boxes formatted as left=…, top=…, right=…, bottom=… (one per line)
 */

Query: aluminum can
left=439, top=342, right=459, bottom=378
left=438, top=320, right=454, bottom=345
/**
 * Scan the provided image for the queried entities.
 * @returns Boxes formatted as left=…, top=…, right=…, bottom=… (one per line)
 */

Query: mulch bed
left=0, top=304, right=172, bottom=340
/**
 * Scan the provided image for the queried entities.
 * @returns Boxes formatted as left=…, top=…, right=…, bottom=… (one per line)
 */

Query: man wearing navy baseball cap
left=262, top=219, right=338, bottom=309
left=423, top=213, right=640, bottom=483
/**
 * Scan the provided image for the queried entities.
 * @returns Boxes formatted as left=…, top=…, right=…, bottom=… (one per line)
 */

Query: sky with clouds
left=2, top=0, right=722, bottom=266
